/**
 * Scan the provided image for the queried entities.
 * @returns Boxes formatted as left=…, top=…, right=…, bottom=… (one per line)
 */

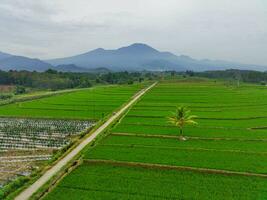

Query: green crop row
left=85, top=141, right=267, bottom=174
left=0, top=83, right=146, bottom=120
left=112, top=124, right=267, bottom=140
left=43, top=163, right=267, bottom=200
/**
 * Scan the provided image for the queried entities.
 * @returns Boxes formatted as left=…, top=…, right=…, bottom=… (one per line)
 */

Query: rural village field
left=0, top=83, right=147, bottom=195
left=1, top=1, right=266, bottom=200
left=42, top=79, right=267, bottom=200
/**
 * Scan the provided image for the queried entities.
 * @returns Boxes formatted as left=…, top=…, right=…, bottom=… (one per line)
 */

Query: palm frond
left=168, top=106, right=197, bottom=128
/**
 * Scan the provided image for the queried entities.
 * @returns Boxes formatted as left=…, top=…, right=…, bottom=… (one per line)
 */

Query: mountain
left=1, top=44, right=266, bottom=72
left=0, top=51, right=12, bottom=60
left=47, top=43, right=267, bottom=72
left=47, top=43, right=187, bottom=71
left=0, top=53, right=52, bottom=71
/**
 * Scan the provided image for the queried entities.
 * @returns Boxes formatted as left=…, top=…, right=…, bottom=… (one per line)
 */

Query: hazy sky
left=0, top=0, right=267, bottom=65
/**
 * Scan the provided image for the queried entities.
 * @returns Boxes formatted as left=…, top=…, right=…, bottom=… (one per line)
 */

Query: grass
left=100, top=134, right=267, bottom=153
left=112, top=124, right=267, bottom=140
left=0, top=84, right=146, bottom=120
left=38, top=79, right=267, bottom=199
left=85, top=140, right=267, bottom=174
left=43, top=163, right=267, bottom=200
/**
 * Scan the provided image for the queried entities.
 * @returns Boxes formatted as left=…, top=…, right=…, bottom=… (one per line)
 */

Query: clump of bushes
left=15, top=86, right=26, bottom=95
left=0, top=176, right=30, bottom=199
left=0, top=93, right=13, bottom=100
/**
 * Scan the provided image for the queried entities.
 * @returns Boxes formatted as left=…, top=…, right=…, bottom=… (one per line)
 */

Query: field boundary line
left=84, top=159, right=267, bottom=178
left=120, top=123, right=250, bottom=130
left=37, top=159, right=81, bottom=200
left=99, top=143, right=267, bottom=155
left=14, top=82, right=157, bottom=200
left=111, top=132, right=267, bottom=142
left=126, top=114, right=267, bottom=121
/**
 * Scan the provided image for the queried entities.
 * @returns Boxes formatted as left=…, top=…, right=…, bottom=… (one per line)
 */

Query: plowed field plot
left=0, top=117, right=92, bottom=187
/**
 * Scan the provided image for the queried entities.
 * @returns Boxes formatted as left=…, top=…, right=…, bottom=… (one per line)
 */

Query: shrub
left=15, top=86, right=26, bottom=95
left=0, top=93, right=13, bottom=100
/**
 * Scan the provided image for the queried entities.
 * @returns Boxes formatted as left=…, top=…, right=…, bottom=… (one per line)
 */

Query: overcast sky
left=0, top=0, right=267, bottom=65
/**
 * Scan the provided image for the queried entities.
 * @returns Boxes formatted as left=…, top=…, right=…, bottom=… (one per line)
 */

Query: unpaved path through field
left=15, top=82, right=157, bottom=200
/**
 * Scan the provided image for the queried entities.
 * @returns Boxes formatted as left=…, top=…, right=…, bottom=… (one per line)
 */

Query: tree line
left=178, top=69, right=267, bottom=85
left=0, top=69, right=157, bottom=91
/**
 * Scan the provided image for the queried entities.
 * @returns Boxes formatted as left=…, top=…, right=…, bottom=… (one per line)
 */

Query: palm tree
left=168, top=106, right=197, bottom=140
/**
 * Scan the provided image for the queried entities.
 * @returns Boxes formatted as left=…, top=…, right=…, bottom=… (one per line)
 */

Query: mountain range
left=0, top=52, right=52, bottom=71
left=0, top=43, right=266, bottom=72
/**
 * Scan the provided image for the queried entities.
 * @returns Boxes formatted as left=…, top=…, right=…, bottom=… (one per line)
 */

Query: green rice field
left=0, top=84, right=146, bottom=120
left=43, top=79, right=267, bottom=199
left=44, top=163, right=267, bottom=200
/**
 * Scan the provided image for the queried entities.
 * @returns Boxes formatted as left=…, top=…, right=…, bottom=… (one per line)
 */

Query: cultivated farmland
left=0, top=83, right=146, bottom=193
left=44, top=79, right=267, bottom=200
left=0, top=84, right=146, bottom=120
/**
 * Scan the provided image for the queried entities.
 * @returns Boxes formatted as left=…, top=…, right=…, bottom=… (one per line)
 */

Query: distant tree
left=260, top=81, right=266, bottom=86
left=168, top=106, right=197, bottom=141
left=45, top=69, right=58, bottom=74
left=15, top=86, right=26, bottom=95
left=95, top=78, right=101, bottom=83
left=185, top=70, right=194, bottom=77
left=127, top=79, right=134, bottom=85
left=0, top=93, right=13, bottom=100
left=79, top=79, right=92, bottom=88
left=233, top=71, right=242, bottom=87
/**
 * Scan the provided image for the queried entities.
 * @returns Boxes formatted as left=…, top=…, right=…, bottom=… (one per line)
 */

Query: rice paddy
left=0, top=84, right=146, bottom=120
left=43, top=79, right=267, bottom=200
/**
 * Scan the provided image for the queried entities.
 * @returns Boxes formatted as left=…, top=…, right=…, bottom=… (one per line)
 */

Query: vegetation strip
left=84, top=159, right=267, bottom=178
left=120, top=122, right=253, bottom=130
left=111, top=132, right=267, bottom=142
left=100, top=143, right=267, bottom=155
left=127, top=114, right=267, bottom=120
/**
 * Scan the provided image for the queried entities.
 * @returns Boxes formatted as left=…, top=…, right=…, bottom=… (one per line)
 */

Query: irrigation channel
left=15, top=82, right=157, bottom=200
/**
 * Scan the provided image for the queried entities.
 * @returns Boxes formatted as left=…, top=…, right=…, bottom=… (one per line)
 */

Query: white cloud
left=0, top=0, right=266, bottom=65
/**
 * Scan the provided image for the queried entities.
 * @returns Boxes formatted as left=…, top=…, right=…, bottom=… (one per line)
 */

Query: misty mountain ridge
left=47, top=43, right=267, bottom=72
left=0, top=55, right=52, bottom=71
left=0, top=51, right=13, bottom=60
left=0, top=43, right=266, bottom=72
